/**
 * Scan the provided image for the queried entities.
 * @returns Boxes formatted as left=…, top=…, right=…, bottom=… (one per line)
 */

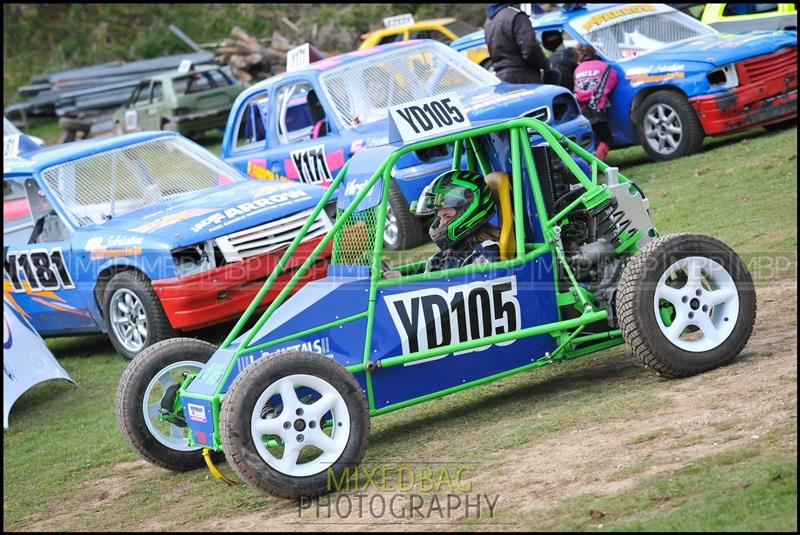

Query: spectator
left=574, top=43, right=618, bottom=160
left=484, top=3, right=549, bottom=84
left=542, top=30, right=577, bottom=90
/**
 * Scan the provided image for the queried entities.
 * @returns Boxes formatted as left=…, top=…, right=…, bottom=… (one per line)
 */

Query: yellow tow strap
left=202, top=448, right=237, bottom=485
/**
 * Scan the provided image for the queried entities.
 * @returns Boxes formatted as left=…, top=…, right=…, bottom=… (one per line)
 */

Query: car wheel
left=116, top=337, right=224, bottom=470
left=220, top=351, right=370, bottom=499
left=385, top=181, right=425, bottom=250
left=616, top=233, right=756, bottom=378
left=638, top=91, right=704, bottom=161
left=103, top=270, right=177, bottom=360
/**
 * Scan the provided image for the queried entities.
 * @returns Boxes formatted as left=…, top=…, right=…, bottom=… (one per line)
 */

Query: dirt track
left=17, top=282, right=797, bottom=531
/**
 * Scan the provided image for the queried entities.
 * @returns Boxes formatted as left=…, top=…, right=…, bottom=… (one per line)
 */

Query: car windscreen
left=445, top=20, right=479, bottom=37
left=319, top=41, right=500, bottom=128
left=40, top=136, right=246, bottom=227
left=569, top=4, right=716, bottom=61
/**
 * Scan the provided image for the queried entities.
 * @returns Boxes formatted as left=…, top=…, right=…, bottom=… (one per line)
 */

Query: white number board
left=520, top=4, right=532, bottom=16
left=388, top=93, right=471, bottom=144
left=3, top=135, right=20, bottom=160
left=383, top=13, right=414, bottom=28
left=286, top=43, right=311, bottom=72
left=177, top=59, right=193, bottom=73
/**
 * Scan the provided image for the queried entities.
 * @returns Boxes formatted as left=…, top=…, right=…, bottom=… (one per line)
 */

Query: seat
left=484, top=172, right=515, bottom=260
left=307, top=90, right=328, bottom=139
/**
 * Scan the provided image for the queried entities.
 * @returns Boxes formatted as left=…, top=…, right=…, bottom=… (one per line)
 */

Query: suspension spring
left=590, top=197, right=637, bottom=250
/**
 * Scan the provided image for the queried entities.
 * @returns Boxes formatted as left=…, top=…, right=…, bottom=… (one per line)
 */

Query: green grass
left=3, top=126, right=797, bottom=531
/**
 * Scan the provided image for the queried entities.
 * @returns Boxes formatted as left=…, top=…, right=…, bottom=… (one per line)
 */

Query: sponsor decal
left=83, top=235, right=144, bottom=259
left=238, top=337, right=334, bottom=372
left=189, top=189, right=311, bottom=233
left=384, top=276, right=521, bottom=366
left=247, top=159, right=291, bottom=181
left=129, top=208, right=213, bottom=234
left=285, top=145, right=341, bottom=184
left=463, top=89, right=536, bottom=114
left=580, top=4, right=658, bottom=32
left=4, top=248, right=74, bottom=293
left=625, top=71, right=685, bottom=87
left=187, top=403, right=207, bottom=423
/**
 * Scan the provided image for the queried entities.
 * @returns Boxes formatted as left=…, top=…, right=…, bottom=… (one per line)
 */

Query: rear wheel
left=385, top=180, right=425, bottom=250
left=616, top=233, right=756, bottom=378
left=638, top=91, right=704, bottom=161
left=116, top=337, right=224, bottom=471
left=220, top=351, right=370, bottom=499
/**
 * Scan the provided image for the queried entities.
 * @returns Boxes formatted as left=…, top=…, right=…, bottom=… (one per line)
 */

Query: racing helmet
left=414, top=169, right=495, bottom=249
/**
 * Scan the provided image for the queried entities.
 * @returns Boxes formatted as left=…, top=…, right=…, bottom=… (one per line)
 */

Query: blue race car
left=3, top=132, right=335, bottom=359
left=451, top=3, right=798, bottom=161
left=220, top=40, right=594, bottom=250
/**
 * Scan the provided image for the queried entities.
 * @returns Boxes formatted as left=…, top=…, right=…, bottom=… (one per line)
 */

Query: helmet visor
left=414, top=182, right=472, bottom=216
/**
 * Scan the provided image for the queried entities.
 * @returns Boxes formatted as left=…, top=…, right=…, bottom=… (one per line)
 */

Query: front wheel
left=220, top=351, right=370, bottom=499
left=638, top=91, right=704, bottom=161
left=116, top=337, right=224, bottom=470
left=103, top=270, right=176, bottom=360
left=616, top=233, right=756, bottom=378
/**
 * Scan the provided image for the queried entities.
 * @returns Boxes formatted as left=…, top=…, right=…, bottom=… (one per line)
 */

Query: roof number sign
left=286, top=43, right=311, bottom=72
left=520, top=4, right=532, bottom=16
left=383, top=14, right=415, bottom=28
left=177, top=59, right=193, bottom=73
left=4, top=134, right=20, bottom=160
left=388, top=93, right=471, bottom=144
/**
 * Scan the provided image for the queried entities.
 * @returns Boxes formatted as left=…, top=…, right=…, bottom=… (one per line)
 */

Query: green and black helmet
left=414, top=169, right=495, bottom=249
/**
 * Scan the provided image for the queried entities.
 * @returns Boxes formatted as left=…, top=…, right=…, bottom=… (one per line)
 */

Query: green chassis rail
left=179, top=117, right=648, bottom=450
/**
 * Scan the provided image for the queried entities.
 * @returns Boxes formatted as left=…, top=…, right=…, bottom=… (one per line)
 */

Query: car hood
left=91, top=179, right=328, bottom=247
left=622, top=31, right=797, bottom=69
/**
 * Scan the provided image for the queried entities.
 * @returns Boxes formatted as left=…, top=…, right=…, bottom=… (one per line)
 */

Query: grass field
left=3, top=126, right=797, bottom=531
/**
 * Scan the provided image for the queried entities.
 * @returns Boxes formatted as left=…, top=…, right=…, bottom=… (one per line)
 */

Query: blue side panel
left=368, top=256, right=559, bottom=408
left=181, top=398, right=215, bottom=447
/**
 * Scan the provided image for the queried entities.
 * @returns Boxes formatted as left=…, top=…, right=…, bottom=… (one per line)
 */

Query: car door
left=264, top=80, right=350, bottom=186
left=138, top=81, right=162, bottom=131
left=223, top=90, right=272, bottom=179
left=3, top=176, right=97, bottom=334
left=123, top=81, right=154, bottom=133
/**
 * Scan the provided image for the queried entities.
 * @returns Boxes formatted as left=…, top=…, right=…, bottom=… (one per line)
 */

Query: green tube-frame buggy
left=116, top=117, right=756, bottom=499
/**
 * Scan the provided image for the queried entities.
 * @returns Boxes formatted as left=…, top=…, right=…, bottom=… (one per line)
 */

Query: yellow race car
left=359, top=17, right=490, bottom=67
left=691, top=3, right=797, bottom=32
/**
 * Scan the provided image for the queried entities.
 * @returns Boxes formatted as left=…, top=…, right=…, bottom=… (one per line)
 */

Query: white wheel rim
left=653, top=256, right=739, bottom=353
left=110, top=288, right=148, bottom=353
left=250, top=374, right=351, bottom=477
left=142, top=360, right=204, bottom=451
left=384, top=203, right=399, bottom=246
left=644, top=103, right=683, bottom=156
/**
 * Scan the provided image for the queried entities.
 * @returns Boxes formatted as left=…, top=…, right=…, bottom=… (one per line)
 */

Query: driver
left=385, top=170, right=500, bottom=277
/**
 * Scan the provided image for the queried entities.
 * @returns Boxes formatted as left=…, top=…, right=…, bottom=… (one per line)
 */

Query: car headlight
left=171, top=240, right=218, bottom=277
left=707, top=64, right=739, bottom=90
left=552, top=93, right=579, bottom=124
